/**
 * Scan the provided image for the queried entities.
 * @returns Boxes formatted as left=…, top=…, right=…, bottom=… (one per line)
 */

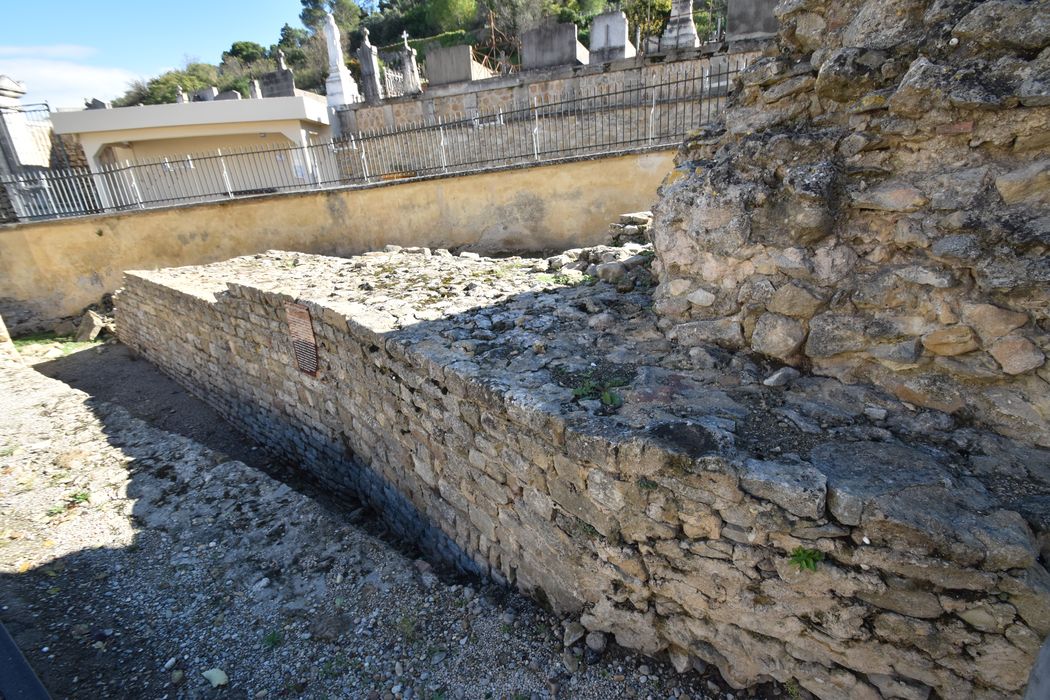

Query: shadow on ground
left=0, top=343, right=749, bottom=700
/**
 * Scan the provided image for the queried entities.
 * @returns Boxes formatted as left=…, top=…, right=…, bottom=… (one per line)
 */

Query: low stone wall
left=118, top=248, right=1049, bottom=699
left=649, top=0, right=1050, bottom=447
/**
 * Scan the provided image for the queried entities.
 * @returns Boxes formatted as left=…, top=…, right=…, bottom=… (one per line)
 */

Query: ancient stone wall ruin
left=649, top=0, right=1050, bottom=447
left=118, top=248, right=1049, bottom=699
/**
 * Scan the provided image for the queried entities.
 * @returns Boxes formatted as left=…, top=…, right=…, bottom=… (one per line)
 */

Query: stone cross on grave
left=400, top=30, right=423, bottom=95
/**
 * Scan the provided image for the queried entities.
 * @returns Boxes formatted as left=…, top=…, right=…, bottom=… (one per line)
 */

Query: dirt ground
left=0, top=340, right=782, bottom=700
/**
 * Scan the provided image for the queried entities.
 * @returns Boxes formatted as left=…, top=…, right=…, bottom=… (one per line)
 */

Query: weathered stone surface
left=74, top=310, right=105, bottom=342
left=805, top=314, right=867, bottom=358
left=990, top=335, right=1046, bottom=375
left=767, top=283, right=824, bottom=318
left=996, top=160, right=1050, bottom=206
left=738, top=457, right=826, bottom=519
left=750, top=313, right=806, bottom=360
left=961, top=303, right=1029, bottom=343
left=808, top=441, right=948, bottom=527
left=852, top=182, right=928, bottom=212
left=118, top=246, right=1050, bottom=700
left=921, top=326, right=979, bottom=356
left=668, top=318, right=744, bottom=348
left=952, top=0, right=1050, bottom=54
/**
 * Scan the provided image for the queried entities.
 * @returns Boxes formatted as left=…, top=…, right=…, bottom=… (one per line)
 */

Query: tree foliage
left=114, top=0, right=718, bottom=106
left=300, top=0, right=365, bottom=33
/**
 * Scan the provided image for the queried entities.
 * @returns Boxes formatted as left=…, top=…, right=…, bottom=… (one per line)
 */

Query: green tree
left=114, top=62, right=219, bottom=105
left=425, top=0, right=478, bottom=33
left=300, top=0, right=365, bottom=34
left=622, top=0, right=672, bottom=43
left=223, top=41, right=268, bottom=64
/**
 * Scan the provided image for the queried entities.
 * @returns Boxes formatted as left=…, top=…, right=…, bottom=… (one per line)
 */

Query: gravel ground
left=0, top=342, right=781, bottom=700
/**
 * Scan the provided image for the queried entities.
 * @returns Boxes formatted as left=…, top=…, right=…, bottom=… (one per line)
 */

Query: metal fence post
left=532, top=97, right=540, bottom=161
left=125, top=161, right=145, bottom=208
left=648, top=88, right=656, bottom=144
left=439, top=122, right=448, bottom=173
left=217, top=149, right=234, bottom=198
left=358, top=137, right=371, bottom=183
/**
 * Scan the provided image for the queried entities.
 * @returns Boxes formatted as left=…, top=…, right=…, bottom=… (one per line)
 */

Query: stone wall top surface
left=129, top=246, right=1050, bottom=576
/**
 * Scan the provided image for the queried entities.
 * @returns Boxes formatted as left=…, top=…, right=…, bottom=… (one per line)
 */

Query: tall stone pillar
left=659, top=0, right=700, bottom=51
left=357, top=28, right=384, bottom=105
left=324, top=12, right=361, bottom=110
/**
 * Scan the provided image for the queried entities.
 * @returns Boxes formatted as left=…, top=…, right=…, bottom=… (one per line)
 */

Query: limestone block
left=668, top=318, right=744, bottom=348
left=851, top=181, right=928, bottom=212
left=961, top=303, right=1029, bottom=343
left=805, top=314, right=868, bottom=358
left=996, top=160, right=1050, bottom=206
left=768, top=283, right=825, bottom=318
left=738, top=457, right=827, bottom=519
left=750, top=313, right=807, bottom=360
left=989, top=335, right=1046, bottom=375
left=921, top=326, right=979, bottom=356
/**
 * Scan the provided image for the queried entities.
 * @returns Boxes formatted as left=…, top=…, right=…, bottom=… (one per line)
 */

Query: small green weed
left=789, top=547, right=824, bottom=572
left=45, top=505, right=66, bottom=517
left=637, top=478, right=659, bottom=491
left=397, top=614, right=419, bottom=642
left=262, top=629, right=284, bottom=648
left=0, top=445, right=15, bottom=458
left=69, top=491, right=90, bottom=505
left=785, top=679, right=802, bottom=699
left=600, top=389, right=623, bottom=408
left=13, top=333, right=102, bottom=356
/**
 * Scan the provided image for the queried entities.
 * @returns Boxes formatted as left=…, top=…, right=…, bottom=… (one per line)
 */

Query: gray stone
left=952, top=0, right=1050, bottom=54
left=585, top=631, right=607, bottom=653
left=751, top=313, right=806, bottom=360
left=808, top=441, right=949, bottom=526
left=1025, top=634, right=1050, bottom=700
left=767, top=283, right=824, bottom=318
left=595, top=262, right=628, bottom=283
left=74, top=310, right=105, bottom=342
left=893, top=265, right=956, bottom=288
left=989, top=335, right=1045, bottom=375
left=996, top=161, right=1050, bottom=206
left=739, top=457, right=827, bottom=519
left=852, top=181, right=928, bottom=212
left=563, top=621, right=586, bottom=647
left=763, top=367, right=801, bottom=387
left=668, top=318, right=744, bottom=348
left=805, top=314, right=868, bottom=358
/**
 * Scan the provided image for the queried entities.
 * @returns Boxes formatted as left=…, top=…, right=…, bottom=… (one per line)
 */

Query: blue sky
left=0, top=1, right=319, bottom=109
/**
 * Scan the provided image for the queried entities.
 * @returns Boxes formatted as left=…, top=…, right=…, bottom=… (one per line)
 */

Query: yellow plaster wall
left=0, top=150, right=674, bottom=332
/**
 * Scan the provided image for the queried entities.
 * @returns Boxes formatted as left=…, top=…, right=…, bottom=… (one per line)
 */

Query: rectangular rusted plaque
left=285, top=302, right=319, bottom=375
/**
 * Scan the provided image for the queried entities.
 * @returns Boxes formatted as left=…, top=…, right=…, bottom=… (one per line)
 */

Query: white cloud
left=0, top=57, right=139, bottom=110
left=0, top=44, right=97, bottom=60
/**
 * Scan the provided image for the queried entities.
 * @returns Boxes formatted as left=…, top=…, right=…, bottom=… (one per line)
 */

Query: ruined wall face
left=118, top=250, right=1050, bottom=700
left=650, top=0, right=1050, bottom=446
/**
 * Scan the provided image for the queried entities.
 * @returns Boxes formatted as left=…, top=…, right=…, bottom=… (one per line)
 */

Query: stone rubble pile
left=649, top=0, right=1050, bottom=447
left=117, top=243, right=1049, bottom=699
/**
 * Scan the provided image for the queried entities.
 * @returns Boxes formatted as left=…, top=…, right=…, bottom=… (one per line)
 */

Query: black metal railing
left=0, top=57, right=746, bottom=222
